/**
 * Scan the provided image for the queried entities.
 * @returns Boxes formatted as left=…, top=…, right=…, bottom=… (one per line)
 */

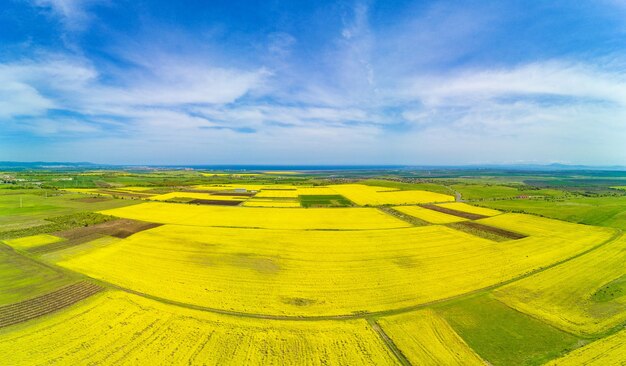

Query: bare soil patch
left=54, top=219, right=161, bottom=240
left=282, top=297, right=317, bottom=307
left=29, top=219, right=161, bottom=254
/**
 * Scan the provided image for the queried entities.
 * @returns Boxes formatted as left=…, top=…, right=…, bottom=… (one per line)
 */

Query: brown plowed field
left=55, top=219, right=161, bottom=240
left=450, top=221, right=528, bottom=240
left=420, top=204, right=488, bottom=220
left=28, top=219, right=161, bottom=254
left=0, top=281, right=103, bottom=328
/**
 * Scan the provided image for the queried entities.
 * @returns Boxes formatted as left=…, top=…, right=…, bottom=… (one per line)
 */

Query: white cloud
left=124, top=65, right=269, bottom=106
left=401, top=61, right=626, bottom=107
left=0, top=80, right=54, bottom=118
left=0, top=53, right=267, bottom=110
left=33, top=0, right=104, bottom=29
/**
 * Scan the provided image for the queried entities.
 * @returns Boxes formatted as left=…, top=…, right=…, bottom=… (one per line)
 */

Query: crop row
left=0, top=281, right=103, bottom=328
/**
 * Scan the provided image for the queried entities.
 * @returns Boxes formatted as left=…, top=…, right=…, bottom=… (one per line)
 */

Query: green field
left=0, top=244, right=75, bottom=305
left=299, top=194, right=353, bottom=207
left=359, top=179, right=453, bottom=195
left=476, top=196, right=626, bottom=230
left=0, top=190, right=135, bottom=234
left=451, top=183, right=565, bottom=200
left=437, top=295, right=580, bottom=366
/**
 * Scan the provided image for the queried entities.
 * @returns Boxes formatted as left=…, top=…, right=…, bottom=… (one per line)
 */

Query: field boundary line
left=366, top=318, right=411, bottom=366
left=377, top=207, right=430, bottom=226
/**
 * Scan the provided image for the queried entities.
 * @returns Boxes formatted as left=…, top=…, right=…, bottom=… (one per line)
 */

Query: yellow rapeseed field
left=255, top=190, right=299, bottom=198
left=435, top=202, right=501, bottom=216
left=242, top=199, right=301, bottom=208
left=99, top=202, right=409, bottom=230
left=476, top=213, right=600, bottom=237
left=58, top=215, right=612, bottom=316
left=392, top=206, right=467, bottom=224
left=0, top=291, right=397, bottom=365
left=545, top=328, right=626, bottom=365
left=294, top=187, right=338, bottom=195
left=3, top=234, right=64, bottom=249
left=377, top=309, right=484, bottom=365
left=150, top=192, right=246, bottom=201
left=494, top=234, right=626, bottom=336
left=193, top=184, right=299, bottom=191
left=329, top=184, right=454, bottom=205
left=40, top=236, right=122, bottom=263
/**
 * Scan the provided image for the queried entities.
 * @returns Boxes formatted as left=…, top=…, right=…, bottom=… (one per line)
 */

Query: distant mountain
left=0, top=161, right=106, bottom=170
left=466, top=163, right=626, bottom=171
left=0, top=161, right=624, bottom=172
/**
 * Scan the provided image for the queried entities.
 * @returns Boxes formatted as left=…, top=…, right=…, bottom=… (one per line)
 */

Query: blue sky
left=1, top=0, right=626, bottom=165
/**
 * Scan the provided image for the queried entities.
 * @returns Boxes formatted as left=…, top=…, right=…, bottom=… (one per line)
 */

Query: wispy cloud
left=402, top=61, right=626, bottom=107
left=33, top=0, right=104, bottom=29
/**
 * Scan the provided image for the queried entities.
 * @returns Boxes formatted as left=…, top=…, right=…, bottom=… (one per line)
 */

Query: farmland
left=545, top=328, right=626, bottom=365
left=376, top=309, right=485, bottom=365
left=493, top=234, right=626, bottom=336
left=99, top=201, right=409, bottom=230
left=392, top=205, right=468, bottom=224
left=0, top=291, right=398, bottom=365
left=0, top=244, right=75, bottom=305
left=476, top=195, right=626, bottom=231
left=55, top=219, right=612, bottom=316
left=329, top=184, right=455, bottom=205
left=1, top=167, right=626, bottom=365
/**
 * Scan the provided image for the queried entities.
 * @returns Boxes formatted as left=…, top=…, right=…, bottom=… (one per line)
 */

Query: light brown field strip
left=449, top=221, right=528, bottom=241
left=56, top=219, right=162, bottom=240
left=211, top=192, right=256, bottom=197
left=0, top=281, right=103, bottom=328
left=420, top=204, right=488, bottom=220
left=28, top=219, right=161, bottom=255
left=190, top=199, right=243, bottom=206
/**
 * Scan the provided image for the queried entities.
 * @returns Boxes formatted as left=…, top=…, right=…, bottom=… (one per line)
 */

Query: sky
left=1, top=0, right=626, bottom=165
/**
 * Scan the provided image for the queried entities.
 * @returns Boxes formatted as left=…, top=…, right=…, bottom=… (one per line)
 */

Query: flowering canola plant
left=58, top=213, right=612, bottom=317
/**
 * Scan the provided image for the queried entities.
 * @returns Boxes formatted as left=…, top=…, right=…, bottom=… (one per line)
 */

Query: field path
left=367, top=319, right=412, bottom=366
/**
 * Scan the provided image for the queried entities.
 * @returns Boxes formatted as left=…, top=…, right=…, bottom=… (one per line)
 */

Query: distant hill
left=0, top=161, right=624, bottom=172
